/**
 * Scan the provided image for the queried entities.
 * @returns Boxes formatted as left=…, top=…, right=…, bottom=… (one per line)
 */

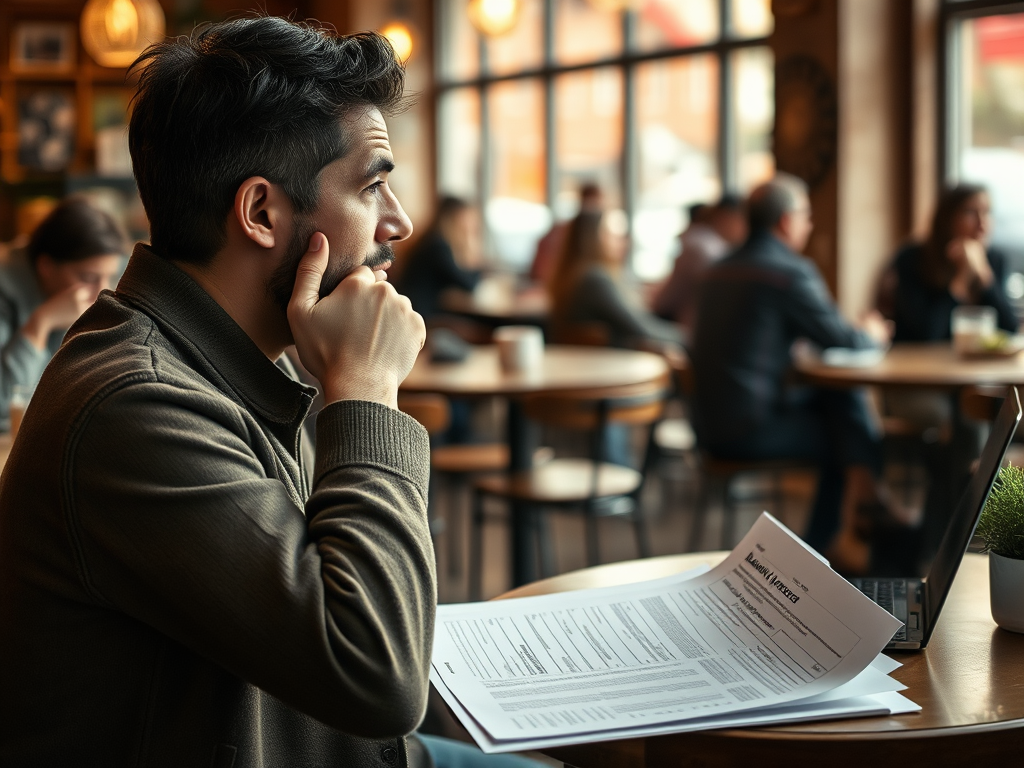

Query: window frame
left=433, top=0, right=771, bottom=271
left=939, top=0, right=1024, bottom=183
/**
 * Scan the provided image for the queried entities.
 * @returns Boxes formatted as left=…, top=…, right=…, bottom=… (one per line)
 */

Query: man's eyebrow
left=365, top=155, right=395, bottom=179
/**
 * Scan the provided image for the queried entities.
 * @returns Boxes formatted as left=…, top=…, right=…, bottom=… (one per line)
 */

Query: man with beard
left=0, top=18, right=542, bottom=768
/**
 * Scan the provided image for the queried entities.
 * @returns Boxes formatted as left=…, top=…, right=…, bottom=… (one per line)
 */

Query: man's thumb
left=289, top=233, right=328, bottom=313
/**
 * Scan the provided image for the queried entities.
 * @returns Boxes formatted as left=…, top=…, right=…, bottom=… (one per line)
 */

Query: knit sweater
left=0, top=245, right=436, bottom=768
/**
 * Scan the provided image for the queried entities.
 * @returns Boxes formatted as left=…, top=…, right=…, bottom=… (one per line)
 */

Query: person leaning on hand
left=887, top=183, right=1017, bottom=342
left=0, top=18, right=545, bottom=768
left=0, top=197, right=124, bottom=428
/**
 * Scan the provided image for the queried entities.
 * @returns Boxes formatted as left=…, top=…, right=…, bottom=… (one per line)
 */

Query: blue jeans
left=419, top=734, right=546, bottom=767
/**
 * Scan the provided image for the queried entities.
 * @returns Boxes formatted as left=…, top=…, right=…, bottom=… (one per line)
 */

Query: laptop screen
left=923, top=386, right=1022, bottom=642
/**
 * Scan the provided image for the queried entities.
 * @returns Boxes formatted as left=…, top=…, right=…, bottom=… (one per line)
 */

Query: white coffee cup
left=494, top=325, right=544, bottom=374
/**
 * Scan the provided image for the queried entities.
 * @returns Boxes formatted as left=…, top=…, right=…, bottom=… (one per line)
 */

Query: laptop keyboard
left=855, top=579, right=908, bottom=641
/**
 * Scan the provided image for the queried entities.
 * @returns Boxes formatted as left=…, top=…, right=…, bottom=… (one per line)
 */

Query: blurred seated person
left=529, top=181, right=604, bottom=286
left=690, top=174, right=892, bottom=574
left=0, top=197, right=125, bottom=428
left=653, top=194, right=747, bottom=332
left=394, top=195, right=481, bottom=322
left=880, top=184, right=1016, bottom=558
left=886, top=183, right=1016, bottom=342
left=548, top=210, right=682, bottom=353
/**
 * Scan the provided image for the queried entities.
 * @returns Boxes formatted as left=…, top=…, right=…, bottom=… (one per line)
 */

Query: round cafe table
left=795, top=341, right=1024, bottom=390
left=439, top=284, right=549, bottom=327
left=401, top=344, right=669, bottom=586
left=498, top=550, right=1024, bottom=768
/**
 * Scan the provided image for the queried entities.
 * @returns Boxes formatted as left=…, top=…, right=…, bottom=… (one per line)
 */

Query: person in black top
left=394, top=196, right=481, bottom=321
left=880, top=184, right=1018, bottom=568
left=691, top=173, right=893, bottom=573
left=888, top=183, right=1017, bottom=341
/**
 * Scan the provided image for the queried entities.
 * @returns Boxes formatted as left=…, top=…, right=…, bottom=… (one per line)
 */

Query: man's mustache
left=363, top=243, right=395, bottom=271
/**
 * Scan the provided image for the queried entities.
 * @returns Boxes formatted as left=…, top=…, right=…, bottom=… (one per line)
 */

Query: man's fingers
left=289, top=233, right=329, bottom=314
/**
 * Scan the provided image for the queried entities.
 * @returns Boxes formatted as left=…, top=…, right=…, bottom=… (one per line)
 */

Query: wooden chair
left=398, top=393, right=509, bottom=580
left=468, top=372, right=671, bottom=599
left=690, top=455, right=816, bottom=550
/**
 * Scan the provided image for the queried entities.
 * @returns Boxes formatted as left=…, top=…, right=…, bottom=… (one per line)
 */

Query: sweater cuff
left=314, top=400, right=430, bottom=492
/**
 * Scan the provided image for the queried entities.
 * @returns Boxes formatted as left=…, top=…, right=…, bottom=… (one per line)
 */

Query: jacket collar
left=115, top=244, right=315, bottom=429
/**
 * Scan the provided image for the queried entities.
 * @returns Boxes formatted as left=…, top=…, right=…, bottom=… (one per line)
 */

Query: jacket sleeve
left=0, top=294, right=49, bottom=422
left=980, top=248, right=1019, bottom=334
left=784, top=259, right=873, bottom=350
left=66, top=386, right=435, bottom=739
left=579, top=270, right=682, bottom=347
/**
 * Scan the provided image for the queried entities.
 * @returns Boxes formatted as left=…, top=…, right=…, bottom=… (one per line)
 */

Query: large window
left=944, top=0, right=1024, bottom=291
left=436, top=0, right=774, bottom=279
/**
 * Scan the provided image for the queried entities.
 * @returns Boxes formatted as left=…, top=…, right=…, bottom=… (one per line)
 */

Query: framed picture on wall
left=18, top=89, right=76, bottom=171
left=10, top=23, right=76, bottom=75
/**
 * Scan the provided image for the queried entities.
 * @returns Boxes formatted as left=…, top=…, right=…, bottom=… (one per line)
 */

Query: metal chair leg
left=773, top=471, right=786, bottom=524
left=584, top=501, right=601, bottom=566
left=469, top=489, right=485, bottom=601
left=631, top=493, right=651, bottom=558
left=691, top=475, right=711, bottom=551
left=722, top=477, right=737, bottom=550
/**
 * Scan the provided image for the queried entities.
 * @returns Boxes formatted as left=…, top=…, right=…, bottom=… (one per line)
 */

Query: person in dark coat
left=691, top=173, right=893, bottom=573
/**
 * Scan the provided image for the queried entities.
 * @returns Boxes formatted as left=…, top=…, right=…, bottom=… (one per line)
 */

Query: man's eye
left=366, top=180, right=385, bottom=194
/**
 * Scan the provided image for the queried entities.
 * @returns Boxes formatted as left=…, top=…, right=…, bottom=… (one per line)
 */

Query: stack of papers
left=430, top=513, right=919, bottom=754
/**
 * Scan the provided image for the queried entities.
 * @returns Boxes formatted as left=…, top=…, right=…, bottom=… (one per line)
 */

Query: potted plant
left=978, top=464, right=1024, bottom=633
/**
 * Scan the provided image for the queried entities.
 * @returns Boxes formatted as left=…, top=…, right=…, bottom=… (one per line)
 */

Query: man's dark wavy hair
left=128, top=17, right=407, bottom=264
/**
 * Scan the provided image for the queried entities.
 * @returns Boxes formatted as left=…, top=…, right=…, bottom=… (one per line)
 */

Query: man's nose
left=379, top=197, right=413, bottom=243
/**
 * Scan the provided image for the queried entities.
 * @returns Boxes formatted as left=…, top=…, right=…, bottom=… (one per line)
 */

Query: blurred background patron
left=547, top=210, right=681, bottom=352
left=690, top=174, right=892, bottom=573
left=887, top=183, right=1017, bottom=342
left=530, top=182, right=605, bottom=287
left=653, top=195, right=747, bottom=334
left=394, top=196, right=482, bottom=322
left=0, top=197, right=124, bottom=428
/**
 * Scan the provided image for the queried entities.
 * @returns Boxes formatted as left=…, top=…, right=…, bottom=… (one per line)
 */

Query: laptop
left=851, top=385, right=1022, bottom=650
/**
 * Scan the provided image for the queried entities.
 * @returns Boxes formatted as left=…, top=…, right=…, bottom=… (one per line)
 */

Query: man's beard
left=267, top=216, right=395, bottom=314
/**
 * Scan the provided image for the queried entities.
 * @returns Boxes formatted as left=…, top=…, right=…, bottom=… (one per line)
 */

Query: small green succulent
left=978, top=464, right=1024, bottom=560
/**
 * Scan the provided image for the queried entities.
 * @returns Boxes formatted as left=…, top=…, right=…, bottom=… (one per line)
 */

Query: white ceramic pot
left=989, top=552, right=1024, bottom=633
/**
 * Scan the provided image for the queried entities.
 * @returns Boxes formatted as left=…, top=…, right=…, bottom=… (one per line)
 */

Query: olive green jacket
left=0, top=245, right=436, bottom=768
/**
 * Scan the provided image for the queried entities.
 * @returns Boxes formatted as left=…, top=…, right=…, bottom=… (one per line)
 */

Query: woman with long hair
left=547, top=211, right=680, bottom=350
left=891, top=183, right=1016, bottom=341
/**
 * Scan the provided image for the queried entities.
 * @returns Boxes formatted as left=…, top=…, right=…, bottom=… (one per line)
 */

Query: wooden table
left=795, top=341, right=1024, bottom=390
left=402, top=345, right=669, bottom=586
left=0, top=433, right=12, bottom=471
left=497, top=550, right=1024, bottom=768
left=439, top=284, right=549, bottom=327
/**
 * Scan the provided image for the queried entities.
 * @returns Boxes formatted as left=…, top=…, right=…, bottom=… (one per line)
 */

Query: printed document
left=431, top=513, right=907, bottom=747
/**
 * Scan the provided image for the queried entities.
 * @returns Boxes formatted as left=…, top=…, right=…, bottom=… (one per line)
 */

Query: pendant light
left=81, top=0, right=166, bottom=68
left=467, top=0, right=521, bottom=37
left=381, top=21, right=415, bottom=62
left=586, top=0, right=645, bottom=11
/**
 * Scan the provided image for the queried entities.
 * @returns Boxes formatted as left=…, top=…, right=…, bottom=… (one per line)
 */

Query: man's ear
left=774, top=211, right=793, bottom=244
left=233, top=177, right=287, bottom=249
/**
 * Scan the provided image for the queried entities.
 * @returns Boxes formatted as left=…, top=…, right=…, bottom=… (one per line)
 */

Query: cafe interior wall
left=0, top=0, right=435, bottom=245
left=772, top=0, right=940, bottom=321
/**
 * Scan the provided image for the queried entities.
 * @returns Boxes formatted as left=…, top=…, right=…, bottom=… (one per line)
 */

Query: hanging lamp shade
left=81, top=0, right=166, bottom=68
left=467, top=0, right=520, bottom=37
left=380, top=21, right=415, bottom=62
